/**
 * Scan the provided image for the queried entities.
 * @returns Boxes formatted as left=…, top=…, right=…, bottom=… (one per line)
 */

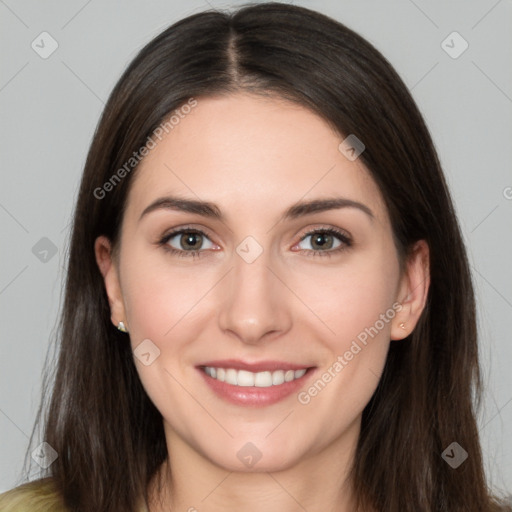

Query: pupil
left=182, top=233, right=201, bottom=250
left=313, top=233, right=332, bottom=250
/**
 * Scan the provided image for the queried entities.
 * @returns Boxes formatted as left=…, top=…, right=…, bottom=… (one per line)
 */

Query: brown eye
left=309, top=232, right=336, bottom=250
left=178, top=232, right=203, bottom=250
left=162, top=229, right=216, bottom=255
left=296, top=228, right=351, bottom=253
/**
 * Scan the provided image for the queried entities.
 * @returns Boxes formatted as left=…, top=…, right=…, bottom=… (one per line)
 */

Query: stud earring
left=117, top=321, right=128, bottom=333
left=399, top=322, right=406, bottom=330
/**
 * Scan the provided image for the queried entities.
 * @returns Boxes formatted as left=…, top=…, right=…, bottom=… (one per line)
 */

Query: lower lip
left=197, top=367, right=315, bottom=407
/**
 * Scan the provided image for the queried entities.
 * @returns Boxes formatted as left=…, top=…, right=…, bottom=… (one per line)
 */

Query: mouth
left=196, top=359, right=316, bottom=407
left=202, top=366, right=308, bottom=386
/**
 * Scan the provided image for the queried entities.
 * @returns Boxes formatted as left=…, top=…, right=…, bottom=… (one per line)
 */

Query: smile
left=197, top=360, right=315, bottom=407
left=202, top=367, right=307, bottom=387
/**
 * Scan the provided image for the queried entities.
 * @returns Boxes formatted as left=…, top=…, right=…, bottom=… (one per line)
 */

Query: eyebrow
left=138, top=195, right=374, bottom=223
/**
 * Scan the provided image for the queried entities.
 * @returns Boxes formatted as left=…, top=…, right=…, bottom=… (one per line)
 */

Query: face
left=95, top=93, right=428, bottom=474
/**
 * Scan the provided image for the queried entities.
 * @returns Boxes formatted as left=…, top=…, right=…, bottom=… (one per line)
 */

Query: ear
left=390, top=240, right=430, bottom=340
left=94, top=235, right=128, bottom=331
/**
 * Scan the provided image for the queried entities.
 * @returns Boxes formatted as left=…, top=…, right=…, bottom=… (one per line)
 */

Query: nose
left=217, top=247, right=293, bottom=345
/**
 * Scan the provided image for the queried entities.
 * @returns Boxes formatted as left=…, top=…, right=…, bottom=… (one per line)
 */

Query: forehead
left=125, top=93, right=387, bottom=224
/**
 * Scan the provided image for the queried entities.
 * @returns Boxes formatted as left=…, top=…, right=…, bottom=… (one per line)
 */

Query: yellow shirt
left=0, top=478, right=68, bottom=512
left=0, top=478, right=149, bottom=511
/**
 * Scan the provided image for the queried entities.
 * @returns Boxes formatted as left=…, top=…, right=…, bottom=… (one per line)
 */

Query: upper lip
left=197, top=359, right=314, bottom=373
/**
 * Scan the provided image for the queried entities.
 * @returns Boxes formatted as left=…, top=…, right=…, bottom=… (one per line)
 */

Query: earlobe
left=94, top=236, right=128, bottom=331
left=391, top=240, right=430, bottom=340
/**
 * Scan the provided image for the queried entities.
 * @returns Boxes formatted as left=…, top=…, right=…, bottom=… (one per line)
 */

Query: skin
left=95, top=93, right=430, bottom=512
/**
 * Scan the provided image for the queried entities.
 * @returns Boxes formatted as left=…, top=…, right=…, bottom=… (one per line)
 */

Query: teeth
left=203, top=366, right=308, bottom=387
left=272, top=370, right=285, bottom=385
left=254, top=371, right=272, bottom=387
left=284, top=369, right=295, bottom=382
left=225, top=368, right=237, bottom=386
left=237, top=370, right=255, bottom=387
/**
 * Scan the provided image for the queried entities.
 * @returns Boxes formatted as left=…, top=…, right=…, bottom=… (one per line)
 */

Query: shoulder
left=0, top=477, right=68, bottom=512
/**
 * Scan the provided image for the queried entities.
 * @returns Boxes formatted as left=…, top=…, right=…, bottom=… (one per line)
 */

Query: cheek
left=120, top=261, right=214, bottom=427
left=121, top=255, right=213, bottom=345
left=292, top=246, right=400, bottom=425
left=120, top=256, right=220, bottom=407
left=292, top=246, right=400, bottom=348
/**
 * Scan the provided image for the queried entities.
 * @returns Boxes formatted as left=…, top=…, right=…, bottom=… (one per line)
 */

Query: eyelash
left=157, top=226, right=353, bottom=259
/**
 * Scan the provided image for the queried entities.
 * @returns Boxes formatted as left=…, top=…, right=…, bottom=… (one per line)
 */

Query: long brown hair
left=20, top=2, right=509, bottom=510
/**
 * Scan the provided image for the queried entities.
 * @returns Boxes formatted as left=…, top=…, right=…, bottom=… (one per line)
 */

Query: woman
left=0, top=2, right=509, bottom=511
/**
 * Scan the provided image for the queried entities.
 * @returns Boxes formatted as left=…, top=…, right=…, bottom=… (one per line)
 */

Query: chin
left=200, top=435, right=309, bottom=473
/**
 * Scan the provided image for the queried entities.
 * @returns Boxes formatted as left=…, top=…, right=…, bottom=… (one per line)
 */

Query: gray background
left=1, top=0, right=511, bottom=496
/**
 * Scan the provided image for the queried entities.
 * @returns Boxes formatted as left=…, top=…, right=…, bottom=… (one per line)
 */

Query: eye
left=293, top=227, right=352, bottom=256
left=158, top=226, right=352, bottom=259
left=159, top=227, right=217, bottom=258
